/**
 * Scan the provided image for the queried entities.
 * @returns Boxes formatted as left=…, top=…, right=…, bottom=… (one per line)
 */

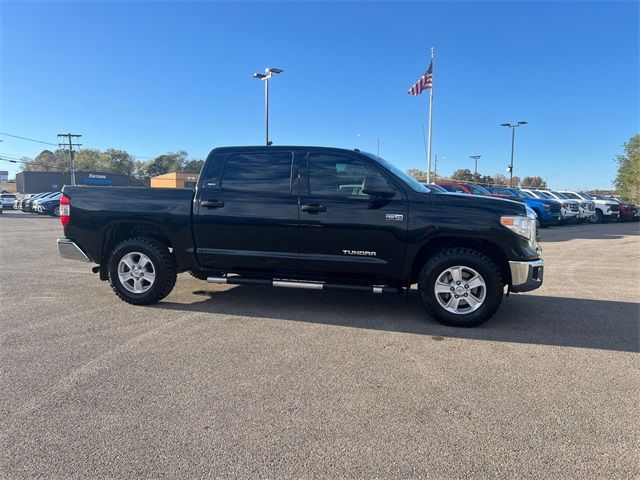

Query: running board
left=206, top=276, right=401, bottom=294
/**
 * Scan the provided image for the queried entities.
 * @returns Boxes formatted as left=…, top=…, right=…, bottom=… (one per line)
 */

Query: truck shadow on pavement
left=156, top=286, right=639, bottom=353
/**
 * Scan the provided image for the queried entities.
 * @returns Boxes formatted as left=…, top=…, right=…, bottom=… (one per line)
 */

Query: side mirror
left=362, top=176, right=395, bottom=198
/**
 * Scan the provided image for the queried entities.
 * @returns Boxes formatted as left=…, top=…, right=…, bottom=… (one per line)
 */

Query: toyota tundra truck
left=57, top=146, right=544, bottom=327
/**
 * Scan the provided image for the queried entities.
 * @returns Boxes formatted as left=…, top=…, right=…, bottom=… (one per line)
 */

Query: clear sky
left=1, top=1, right=638, bottom=190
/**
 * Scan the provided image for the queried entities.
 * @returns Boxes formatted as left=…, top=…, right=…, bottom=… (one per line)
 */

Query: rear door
left=193, top=150, right=299, bottom=274
left=297, top=151, right=408, bottom=281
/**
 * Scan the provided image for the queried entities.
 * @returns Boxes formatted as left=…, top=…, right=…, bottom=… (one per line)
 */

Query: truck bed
left=62, top=186, right=196, bottom=268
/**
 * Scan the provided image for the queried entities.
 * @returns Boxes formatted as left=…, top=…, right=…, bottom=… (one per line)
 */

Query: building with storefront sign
left=150, top=172, right=199, bottom=189
left=15, top=171, right=133, bottom=193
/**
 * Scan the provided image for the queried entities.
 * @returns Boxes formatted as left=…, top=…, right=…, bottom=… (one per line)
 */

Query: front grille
left=580, top=202, right=587, bottom=209
left=550, top=204, right=561, bottom=213
left=570, top=204, right=579, bottom=212
left=610, top=204, right=619, bottom=212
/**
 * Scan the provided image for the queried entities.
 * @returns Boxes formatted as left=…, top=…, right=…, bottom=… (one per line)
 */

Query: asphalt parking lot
left=1, top=210, right=638, bottom=479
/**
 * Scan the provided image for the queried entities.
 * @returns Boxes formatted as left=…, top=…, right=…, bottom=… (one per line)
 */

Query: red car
left=436, top=182, right=513, bottom=199
left=589, top=193, right=638, bottom=221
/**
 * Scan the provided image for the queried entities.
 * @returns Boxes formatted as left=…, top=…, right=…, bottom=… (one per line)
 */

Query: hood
left=430, top=191, right=527, bottom=216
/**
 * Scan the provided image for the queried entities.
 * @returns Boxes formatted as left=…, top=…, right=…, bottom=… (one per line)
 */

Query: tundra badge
left=342, top=250, right=377, bottom=257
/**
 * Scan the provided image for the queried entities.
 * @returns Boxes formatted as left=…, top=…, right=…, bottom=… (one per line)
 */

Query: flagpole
left=426, top=47, right=434, bottom=183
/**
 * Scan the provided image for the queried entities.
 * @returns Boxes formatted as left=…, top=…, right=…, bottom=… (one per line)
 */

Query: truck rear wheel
left=418, top=248, right=504, bottom=327
left=108, top=237, right=177, bottom=305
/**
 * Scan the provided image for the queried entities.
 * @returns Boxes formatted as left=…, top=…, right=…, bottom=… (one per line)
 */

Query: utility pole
left=59, top=133, right=81, bottom=185
left=470, top=155, right=481, bottom=176
left=58, top=133, right=82, bottom=186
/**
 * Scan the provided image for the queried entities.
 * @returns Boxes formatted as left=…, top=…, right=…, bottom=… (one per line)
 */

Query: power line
left=0, top=132, right=58, bottom=146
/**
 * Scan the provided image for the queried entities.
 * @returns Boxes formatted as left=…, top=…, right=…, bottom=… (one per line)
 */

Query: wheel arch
left=409, top=237, right=510, bottom=286
left=99, top=221, right=176, bottom=280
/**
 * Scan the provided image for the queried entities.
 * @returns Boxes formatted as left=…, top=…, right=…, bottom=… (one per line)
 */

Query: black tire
left=595, top=209, right=604, bottom=224
left=418, top=248, right=504, bottom=328
left=108, top=236, right=177, bottom=305
left=189, top=269, right=222, bottom=281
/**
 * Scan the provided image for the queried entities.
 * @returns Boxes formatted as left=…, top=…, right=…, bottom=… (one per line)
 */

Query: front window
left=362, top=153, right=429, bottom=193
left=308, top=154, right=382, bottom=197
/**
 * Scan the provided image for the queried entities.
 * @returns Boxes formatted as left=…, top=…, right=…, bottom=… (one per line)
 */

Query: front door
left=297, top=152, right=408, bottom=282
left=193, top=150, right=299, bottom=275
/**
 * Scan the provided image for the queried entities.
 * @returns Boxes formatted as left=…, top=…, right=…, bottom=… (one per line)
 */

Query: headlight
left=500, top=215, right=535, bottom=240
left=543, top=204, right=550, bottom=211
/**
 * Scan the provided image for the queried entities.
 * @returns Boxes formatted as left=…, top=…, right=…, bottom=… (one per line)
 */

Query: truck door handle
left=201, top=200, right=225, bottom=209
left=301, top=204, right=327, bottom=213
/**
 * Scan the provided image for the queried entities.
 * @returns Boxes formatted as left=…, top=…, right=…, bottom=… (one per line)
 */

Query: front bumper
left=509, top=259, right=544, bottom=293
left=57, top=238, right=91, bottom=262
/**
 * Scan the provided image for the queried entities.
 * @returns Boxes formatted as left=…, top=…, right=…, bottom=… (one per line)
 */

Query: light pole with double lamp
left=501, top=121, right=527, bottom=187
left=253, top=67, right=284, bottom=146
left=470, top=155, right=481, bottom=176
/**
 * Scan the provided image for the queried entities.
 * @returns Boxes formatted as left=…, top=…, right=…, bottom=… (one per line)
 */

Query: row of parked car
left=427, top=182, right=639, bottom=227
left=7, top=191, right=62, bottom=216
left=6, top=185, right=640, bottom=226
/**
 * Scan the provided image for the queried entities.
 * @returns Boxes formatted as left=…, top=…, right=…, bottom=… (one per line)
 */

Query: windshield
left=363, top=154, right=429, bottom=193
left=520, top=190, right=536, bottom=198
left=534, top=190, right=553, bottom=199
left=550, top=190, right=569, bottom=199
left=579, top=192, right=594, bottom=200
left=562, top=192, right=580, bottom=199
left=505, top=188, right=527, bottom=199
left=467, top=184, right=491, bottom=195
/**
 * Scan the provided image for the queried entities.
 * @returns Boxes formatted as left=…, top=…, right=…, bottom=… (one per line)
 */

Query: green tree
left=103, top=148, right=134, bottom=175
left=23, top=149, right=69, bottom=172
left=144, top=150, right=189, bottom=177
left=614, top=134, right=640, bottom=203
left=451, top=168, right=474, bottom=182
left=521, top=176, right=547, bottom=188
left=74, top=149, right=106, bottom=172
left=183, top=159, right=205, bottom=174
left=407, top=168, right=429, bottom=181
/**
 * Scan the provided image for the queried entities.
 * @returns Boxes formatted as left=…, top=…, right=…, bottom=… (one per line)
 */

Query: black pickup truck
left=57, top=146, right=544, bottom=327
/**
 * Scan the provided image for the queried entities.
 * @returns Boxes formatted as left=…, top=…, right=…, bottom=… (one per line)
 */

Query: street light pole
left=470, top=155, right=481, bottom=176
left=253, top=67, right=283, bottom=145
left=501, top=121, right=527, bottom=187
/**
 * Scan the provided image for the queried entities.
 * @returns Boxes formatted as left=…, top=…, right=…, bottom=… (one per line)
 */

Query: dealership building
left=15, top=171, right=133, bottom=193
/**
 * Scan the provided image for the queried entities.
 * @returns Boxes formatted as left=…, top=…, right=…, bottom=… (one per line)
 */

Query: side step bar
left=207, top=276, right=401, bottom=295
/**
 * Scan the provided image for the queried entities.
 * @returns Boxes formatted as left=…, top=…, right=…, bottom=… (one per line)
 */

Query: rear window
left=221, top=152, right=293, bottom=194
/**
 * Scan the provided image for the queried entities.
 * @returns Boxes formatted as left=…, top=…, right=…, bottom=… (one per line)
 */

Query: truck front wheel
left=418, top=248, right=504, bottom=327
left=108, top=237, right=177, bottom=305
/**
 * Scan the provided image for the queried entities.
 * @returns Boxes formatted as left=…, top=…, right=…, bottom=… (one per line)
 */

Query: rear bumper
left=509, top=259, right=544, bottom=293
left=57, top=238, right=91, bottom=263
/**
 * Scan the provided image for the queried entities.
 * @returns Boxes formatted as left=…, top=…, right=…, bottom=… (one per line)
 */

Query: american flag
left=408, top=61, right=433, bottom=95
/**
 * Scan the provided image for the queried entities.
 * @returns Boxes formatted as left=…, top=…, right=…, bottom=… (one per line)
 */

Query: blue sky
left=1, top=1, right=638, bottom=189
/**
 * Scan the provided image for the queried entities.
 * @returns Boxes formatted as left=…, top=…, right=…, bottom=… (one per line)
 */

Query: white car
left=523, top=189, right=579, bottom=223
left=575, top=192, right=620, bottom=223
left=1, top=193, right=17, bottom=210
left=544, top=190, right=595, bottom=223
left=557, top=191, right=597, bottom=223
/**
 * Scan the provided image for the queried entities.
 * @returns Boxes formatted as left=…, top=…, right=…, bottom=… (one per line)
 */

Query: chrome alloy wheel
left=118, top=252, right=156, bottom=294
left=434, top=265, right=486, bottom=315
